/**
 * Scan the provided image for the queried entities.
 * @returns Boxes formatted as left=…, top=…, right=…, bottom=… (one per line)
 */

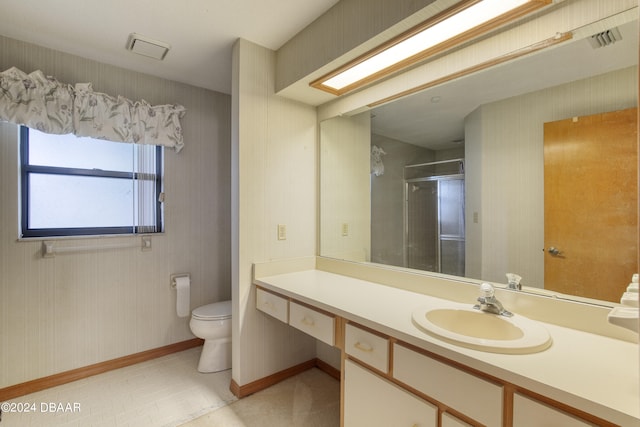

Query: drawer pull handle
left=262, top=301, right=275, bottom=309
left=301, top=316, right=315, bottom=326
left=354, top=341, right=373, bottom=352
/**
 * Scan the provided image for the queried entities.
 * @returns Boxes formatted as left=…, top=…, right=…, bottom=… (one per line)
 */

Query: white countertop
left=255, top=269, right=640, bottom=426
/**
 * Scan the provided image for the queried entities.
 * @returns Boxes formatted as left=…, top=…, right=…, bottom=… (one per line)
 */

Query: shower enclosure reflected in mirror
left=384, top=158, right=465, bottom=276
left=319, top=16, right=638, bottom=305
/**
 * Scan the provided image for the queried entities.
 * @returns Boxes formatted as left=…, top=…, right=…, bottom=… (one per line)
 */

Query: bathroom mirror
left=319, top=14, right=638, bottom=305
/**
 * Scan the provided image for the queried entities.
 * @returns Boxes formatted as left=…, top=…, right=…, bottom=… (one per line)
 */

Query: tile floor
left=2, top=347, right=340, bottom=427
left=180, top=367, right=340, bottom=427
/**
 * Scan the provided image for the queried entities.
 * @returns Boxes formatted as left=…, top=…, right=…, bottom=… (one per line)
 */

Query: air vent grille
left=588, top=27, right=622, bottom=49
left=126, top=33, right=170, bottom=60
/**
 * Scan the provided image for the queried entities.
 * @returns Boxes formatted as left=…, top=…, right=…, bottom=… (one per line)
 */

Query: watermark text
left=1, top=401, right=81, bottom=414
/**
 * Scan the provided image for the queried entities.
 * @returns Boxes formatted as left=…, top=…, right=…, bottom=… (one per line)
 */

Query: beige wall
left=232, top=39, right=318, bottom=387
left=0, top=36, right=231, bottom=387
left=465, top=66, right=638, bottom=287
left=320, top=113, right=371, bottom=262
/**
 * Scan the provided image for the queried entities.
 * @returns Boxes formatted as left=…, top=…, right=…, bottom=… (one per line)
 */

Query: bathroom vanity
left=253, top=259, right=639, bottom=427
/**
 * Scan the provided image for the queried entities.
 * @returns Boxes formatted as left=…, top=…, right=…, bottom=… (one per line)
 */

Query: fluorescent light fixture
left=311, top=0, right=551, bottom=95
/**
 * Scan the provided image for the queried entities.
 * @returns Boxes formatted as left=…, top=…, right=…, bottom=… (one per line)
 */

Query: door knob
left=547, top=246, right=562, bottom=256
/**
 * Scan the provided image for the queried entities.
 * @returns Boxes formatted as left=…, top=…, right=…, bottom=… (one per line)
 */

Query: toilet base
left=197, top=337, right=231, bottom=373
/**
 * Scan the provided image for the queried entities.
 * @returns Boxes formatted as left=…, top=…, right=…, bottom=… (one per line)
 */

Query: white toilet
left=189, top=300, right=232, bottom=373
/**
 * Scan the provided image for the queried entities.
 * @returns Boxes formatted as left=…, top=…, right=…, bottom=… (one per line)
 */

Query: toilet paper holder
left=170, top=274, right=190, bottom=289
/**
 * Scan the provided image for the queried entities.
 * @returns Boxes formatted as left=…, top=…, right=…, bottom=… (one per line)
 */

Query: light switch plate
left=277, top=224, right=287, bottom=240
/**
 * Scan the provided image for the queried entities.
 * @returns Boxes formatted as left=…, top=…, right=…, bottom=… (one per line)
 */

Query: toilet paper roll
left=175, top=276, right=190, bottom=318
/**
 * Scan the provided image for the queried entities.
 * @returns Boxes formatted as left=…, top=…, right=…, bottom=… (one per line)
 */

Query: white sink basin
left=412, top=306, right=552, bottom=354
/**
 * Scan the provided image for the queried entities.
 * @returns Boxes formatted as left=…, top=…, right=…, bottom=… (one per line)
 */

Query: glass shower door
left=438, top=178, right=465, bottom=276
left=406, top=180, right=438, bottom=272
left=405, top=176, right=465, bottom=276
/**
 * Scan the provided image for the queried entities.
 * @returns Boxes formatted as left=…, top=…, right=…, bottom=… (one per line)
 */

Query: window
left=20, top=126, right=163, bottom=238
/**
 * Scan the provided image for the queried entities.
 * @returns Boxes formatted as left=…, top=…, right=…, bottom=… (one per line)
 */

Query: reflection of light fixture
left=310, top=0, right=551, bottom=95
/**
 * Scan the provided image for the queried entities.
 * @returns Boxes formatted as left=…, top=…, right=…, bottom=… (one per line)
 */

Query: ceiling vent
left=126, top=33, right=171, bottom=60
left=588, top=27, right=623, bottom=49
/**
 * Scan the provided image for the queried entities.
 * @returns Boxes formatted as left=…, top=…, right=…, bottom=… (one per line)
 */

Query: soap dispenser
left=506, top=273, right=522, bottom=291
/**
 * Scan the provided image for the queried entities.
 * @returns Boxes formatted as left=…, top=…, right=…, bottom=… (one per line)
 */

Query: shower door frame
left=403, top=173, right=465, bottom=273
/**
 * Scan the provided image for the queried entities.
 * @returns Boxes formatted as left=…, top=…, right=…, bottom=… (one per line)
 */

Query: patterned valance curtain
left=0, top=67, right=186, bottom=152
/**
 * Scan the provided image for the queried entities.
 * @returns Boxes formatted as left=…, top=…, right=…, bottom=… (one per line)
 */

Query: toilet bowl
left=189, top=300, right=232, bottom=373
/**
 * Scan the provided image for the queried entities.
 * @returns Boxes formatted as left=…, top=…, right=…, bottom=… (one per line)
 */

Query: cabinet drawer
left=256, top=288, right=288, bottom=323
left=289, top=301, right=335, bottom=345
left=345, top=323, right=389, bottom=373
left=513, top=393, right=597, bottom=427
left=442, top=413, right=472, bottom=427
left=344, top=359, right=437, bottom=427
left=393, top=343, right=503, bottom=426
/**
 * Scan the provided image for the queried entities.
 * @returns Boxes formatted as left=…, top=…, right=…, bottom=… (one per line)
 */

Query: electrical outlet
left=341, top=223, right=349, bottom=236
left=277, top=224, right=287, bottom=240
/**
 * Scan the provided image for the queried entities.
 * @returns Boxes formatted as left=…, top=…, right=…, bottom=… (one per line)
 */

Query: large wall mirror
left=320, top=9, right=638, bottom=306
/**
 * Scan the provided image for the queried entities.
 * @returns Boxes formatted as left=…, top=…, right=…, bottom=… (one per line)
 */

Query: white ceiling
left=0, top=0, right=340, bottom=94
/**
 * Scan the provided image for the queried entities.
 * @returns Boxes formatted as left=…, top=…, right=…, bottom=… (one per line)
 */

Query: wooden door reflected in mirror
left=544, top=107, right=638, bottom=302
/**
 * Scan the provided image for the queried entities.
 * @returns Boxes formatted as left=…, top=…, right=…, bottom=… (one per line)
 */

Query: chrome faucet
left=474, top=283, right=513, bottom=317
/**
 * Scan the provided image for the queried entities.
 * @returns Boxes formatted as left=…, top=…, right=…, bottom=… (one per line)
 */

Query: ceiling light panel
left=312, top=0, right=551, bottom=95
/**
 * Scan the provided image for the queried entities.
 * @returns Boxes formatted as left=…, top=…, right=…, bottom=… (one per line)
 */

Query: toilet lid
left=192, top=300, right=232, bottom=320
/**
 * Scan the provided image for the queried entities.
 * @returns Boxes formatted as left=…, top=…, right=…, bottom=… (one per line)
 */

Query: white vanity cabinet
left=256, top=286, right=335, bottom=346
left=344, top=359, right=438, bottom=427
left=288, top=300, right=335, bottom=346
left=256, top=287, right=288, bottom=322
left=393, top=343, right=503, bottom=426
left=340, top=329, right=612, bottom=427
left=254, top=283, right=624, bottom=427
left=441, top=413, right=472, bottom=427
left=512, top=393, right=598, bottom=427
left=344, top=323, right=389, bottom=372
